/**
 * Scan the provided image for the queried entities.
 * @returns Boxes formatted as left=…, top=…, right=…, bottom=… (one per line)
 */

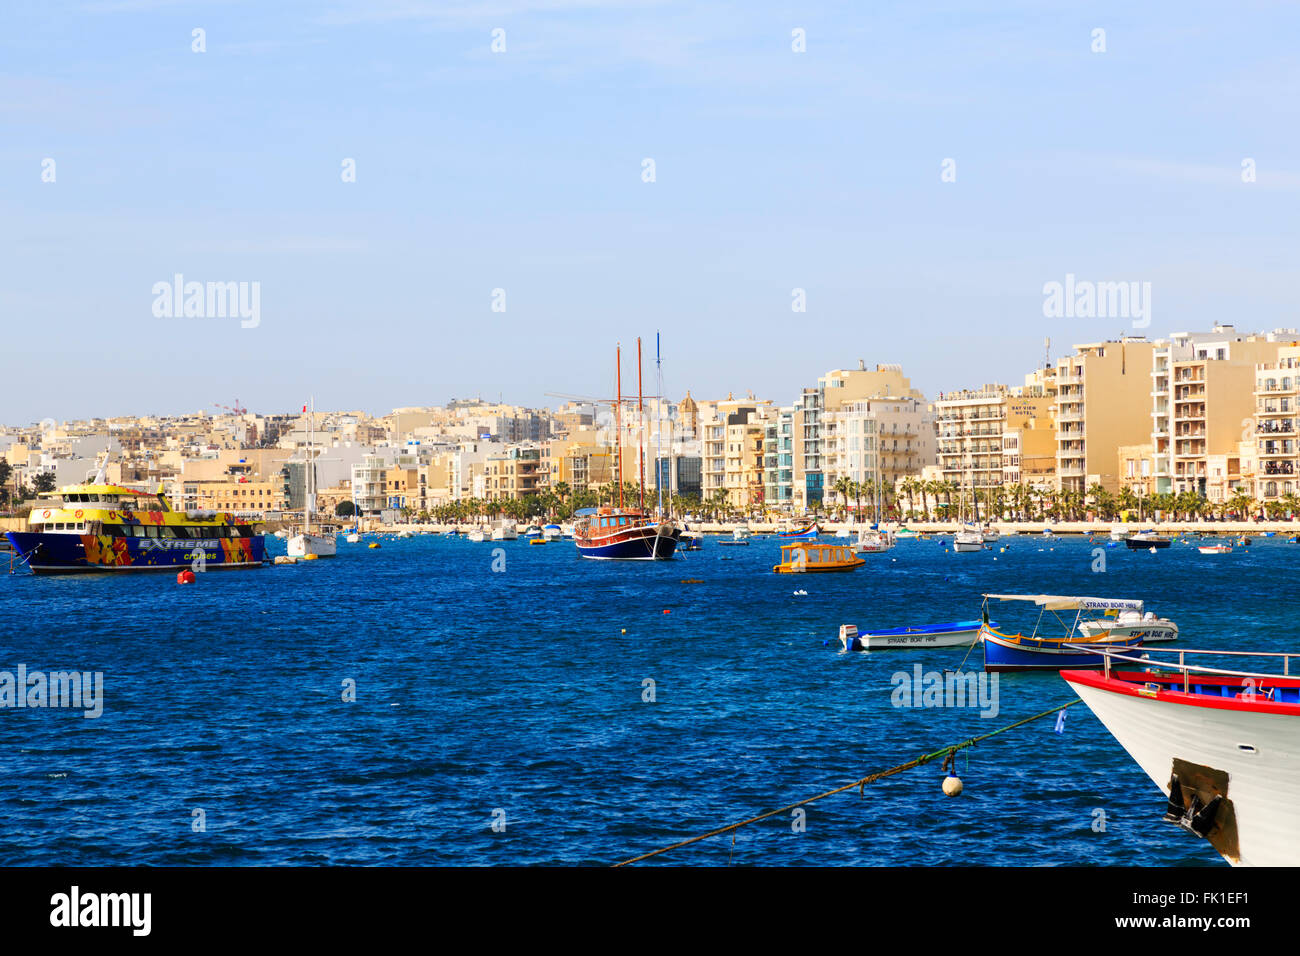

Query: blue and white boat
left=980, top=594, right=1150, bottom=672
left=839, top=620, right=991, bottom=651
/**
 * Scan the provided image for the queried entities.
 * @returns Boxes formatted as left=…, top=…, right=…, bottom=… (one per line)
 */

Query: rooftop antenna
left=1044, top=337, right=1051, bottom=369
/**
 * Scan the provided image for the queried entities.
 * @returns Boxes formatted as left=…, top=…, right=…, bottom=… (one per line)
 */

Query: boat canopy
left=982, top=594, right=1144, bottom=612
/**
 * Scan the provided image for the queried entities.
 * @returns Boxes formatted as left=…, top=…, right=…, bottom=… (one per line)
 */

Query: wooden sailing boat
left=573, top=339, right=682, bottom=560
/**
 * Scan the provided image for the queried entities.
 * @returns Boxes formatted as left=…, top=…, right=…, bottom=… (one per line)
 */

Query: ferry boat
left=1063, top=645, right=1300, bottom=866
left=979, top=594, right=1151, bottom=672
left=5, top=480, right=265, bottom=575
left=773, top=542, right=864, bottom=573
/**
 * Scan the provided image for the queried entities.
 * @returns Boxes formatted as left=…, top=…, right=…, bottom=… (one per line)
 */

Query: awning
left=982, top=594, right=1144, bottom=612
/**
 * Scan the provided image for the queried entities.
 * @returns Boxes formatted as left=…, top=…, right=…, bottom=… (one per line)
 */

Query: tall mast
left=656, top=331, right=663, bottom=518
left=637, top=336, right=646, bottom=514
left=615, top=345, right=624, bottom=510
left=305, top=397, right=314, bottom=534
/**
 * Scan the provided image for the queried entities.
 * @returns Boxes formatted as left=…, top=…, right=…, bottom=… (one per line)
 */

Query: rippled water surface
left=2, top=531, right=1290, bottom=866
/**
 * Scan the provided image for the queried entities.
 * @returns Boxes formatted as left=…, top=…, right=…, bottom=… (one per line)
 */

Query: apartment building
left=762, top=408, right=795, bottom=510
left=1151, top=327, right=1295, bottom=498
left=481, top=445, right=545, bottom=501
left=1254, top=345, right=1300, bottom=504
left=791, top=363, right=925, bottom=511
left=936, top=384, right=1053, bottom=492
left=823, top=397, right=934, bottom=509
left=1055, top=338, right=1156, bottom=494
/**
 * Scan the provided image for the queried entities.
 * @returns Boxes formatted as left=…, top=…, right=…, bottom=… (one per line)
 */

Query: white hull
left=853, top=630, right=981, bottom=650
left=491, top=529, right=518, bottom=541
left=953, top=537, right=984, bottom=553
left=467, top=531, right=486, bottom=543
left=1067, top=677, right=1300, bottom=866
left=345, top=533, right=360, bottom=544
left=1078, top=619, right=1179, bottom=643
left=288, top=532, right=337, bottom=557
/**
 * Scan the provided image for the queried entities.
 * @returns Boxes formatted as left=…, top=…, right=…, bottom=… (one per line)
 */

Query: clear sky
left=3, top=1, right=1298, bottom=424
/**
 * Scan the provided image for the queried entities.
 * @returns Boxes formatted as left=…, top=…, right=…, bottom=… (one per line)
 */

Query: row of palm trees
left=826, top=477, right=1300, bottom=523
left=366, top=475, right=1300, bottom=526
left=384, top=482, right=745, bottom=525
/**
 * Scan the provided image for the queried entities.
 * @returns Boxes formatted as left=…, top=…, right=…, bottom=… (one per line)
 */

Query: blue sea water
left=1, top=531, right=1292, bottom=867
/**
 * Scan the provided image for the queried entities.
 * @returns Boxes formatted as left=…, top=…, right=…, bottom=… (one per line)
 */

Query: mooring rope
left=612, top=697, right=1083, bottom=866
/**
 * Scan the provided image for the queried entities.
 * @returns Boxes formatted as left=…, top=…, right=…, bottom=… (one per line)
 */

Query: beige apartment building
left=1116, top=444, right=1156, bottom=498
left=823, top=397, right=934, bottom=511
left=1151, top=327, right=1296, bottom=498
left=481, top=446, right=545, bottom=501
left=936, top=383, right=1053, bottom=493
left=792, top=363, right=925, bottom=511
left=1055, top=337, right=1156, bottom=494
left=1254, top=345, right=1300, bottom=505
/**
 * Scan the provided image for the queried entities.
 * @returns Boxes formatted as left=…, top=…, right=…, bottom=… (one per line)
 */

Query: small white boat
left=1109, top=524, right=1131, bottom=542
left=1198, top=544, right=1232, bottom=555
left=1076, top=607, right=1179, bottom=643
left=853, top=529, right=894, bottom=554
left=732, top=525, right=751, bottom=540
left=840, top=620, right=987, bottom=651
left=543, top=524, right=563, bottom=540
left=953, top=527, right=984, bottom=552
left=345, top=532, right=361, bottom=544
left=894, top=529, right=919, bottom=539
left=521, top=524, right=542, bottom=538
left=491, top=521, right=518, bottom=541
left=467, top=528, right=487, bottom=543
left=288, top=531, right=337, bottom=558
left=982, top=527, right=1000, bottom=544
left=560, top=522, right=576, bottom=539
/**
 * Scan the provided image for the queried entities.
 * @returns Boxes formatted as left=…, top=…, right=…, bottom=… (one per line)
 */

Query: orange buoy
left=177, top=569, right=197, bottom=584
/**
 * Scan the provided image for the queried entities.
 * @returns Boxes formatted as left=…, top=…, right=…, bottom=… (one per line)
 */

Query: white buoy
left=943, top=775, right=963, bottom=797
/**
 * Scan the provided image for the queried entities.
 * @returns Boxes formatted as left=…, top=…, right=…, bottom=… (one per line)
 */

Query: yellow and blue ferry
left=4, top=481, right=265, bottom=575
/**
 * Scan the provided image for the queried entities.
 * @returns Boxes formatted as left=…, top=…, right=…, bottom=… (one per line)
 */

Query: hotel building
left=1055, top=337, right=1156, bottom=494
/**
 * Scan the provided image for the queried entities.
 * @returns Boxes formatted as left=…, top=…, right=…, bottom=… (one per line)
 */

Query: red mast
left=615, top=344, right=624, bottom=510
left=637, top=337, right=646, bottom=513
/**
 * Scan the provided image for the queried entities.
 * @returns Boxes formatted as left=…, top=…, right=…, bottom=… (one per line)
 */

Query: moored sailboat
left=574, top=338, right=680, bottom=561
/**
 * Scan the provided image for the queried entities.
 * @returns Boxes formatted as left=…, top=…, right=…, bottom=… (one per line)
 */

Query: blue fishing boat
left=774, top=523, right=820, bottom=540
left=839, top=620, right=992, bottom=651
left=980, top=594, right=1151, bottom=672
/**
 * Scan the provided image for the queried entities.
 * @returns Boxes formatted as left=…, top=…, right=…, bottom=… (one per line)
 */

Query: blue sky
left=3, top=0, right=1298, bottom=423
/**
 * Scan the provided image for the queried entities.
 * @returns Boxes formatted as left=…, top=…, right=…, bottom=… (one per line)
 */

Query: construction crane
left=212, top=399, right=248, bottom=416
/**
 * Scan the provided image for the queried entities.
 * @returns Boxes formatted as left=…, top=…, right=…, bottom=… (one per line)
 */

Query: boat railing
left=1062, top=642, right=1300, bottom=691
